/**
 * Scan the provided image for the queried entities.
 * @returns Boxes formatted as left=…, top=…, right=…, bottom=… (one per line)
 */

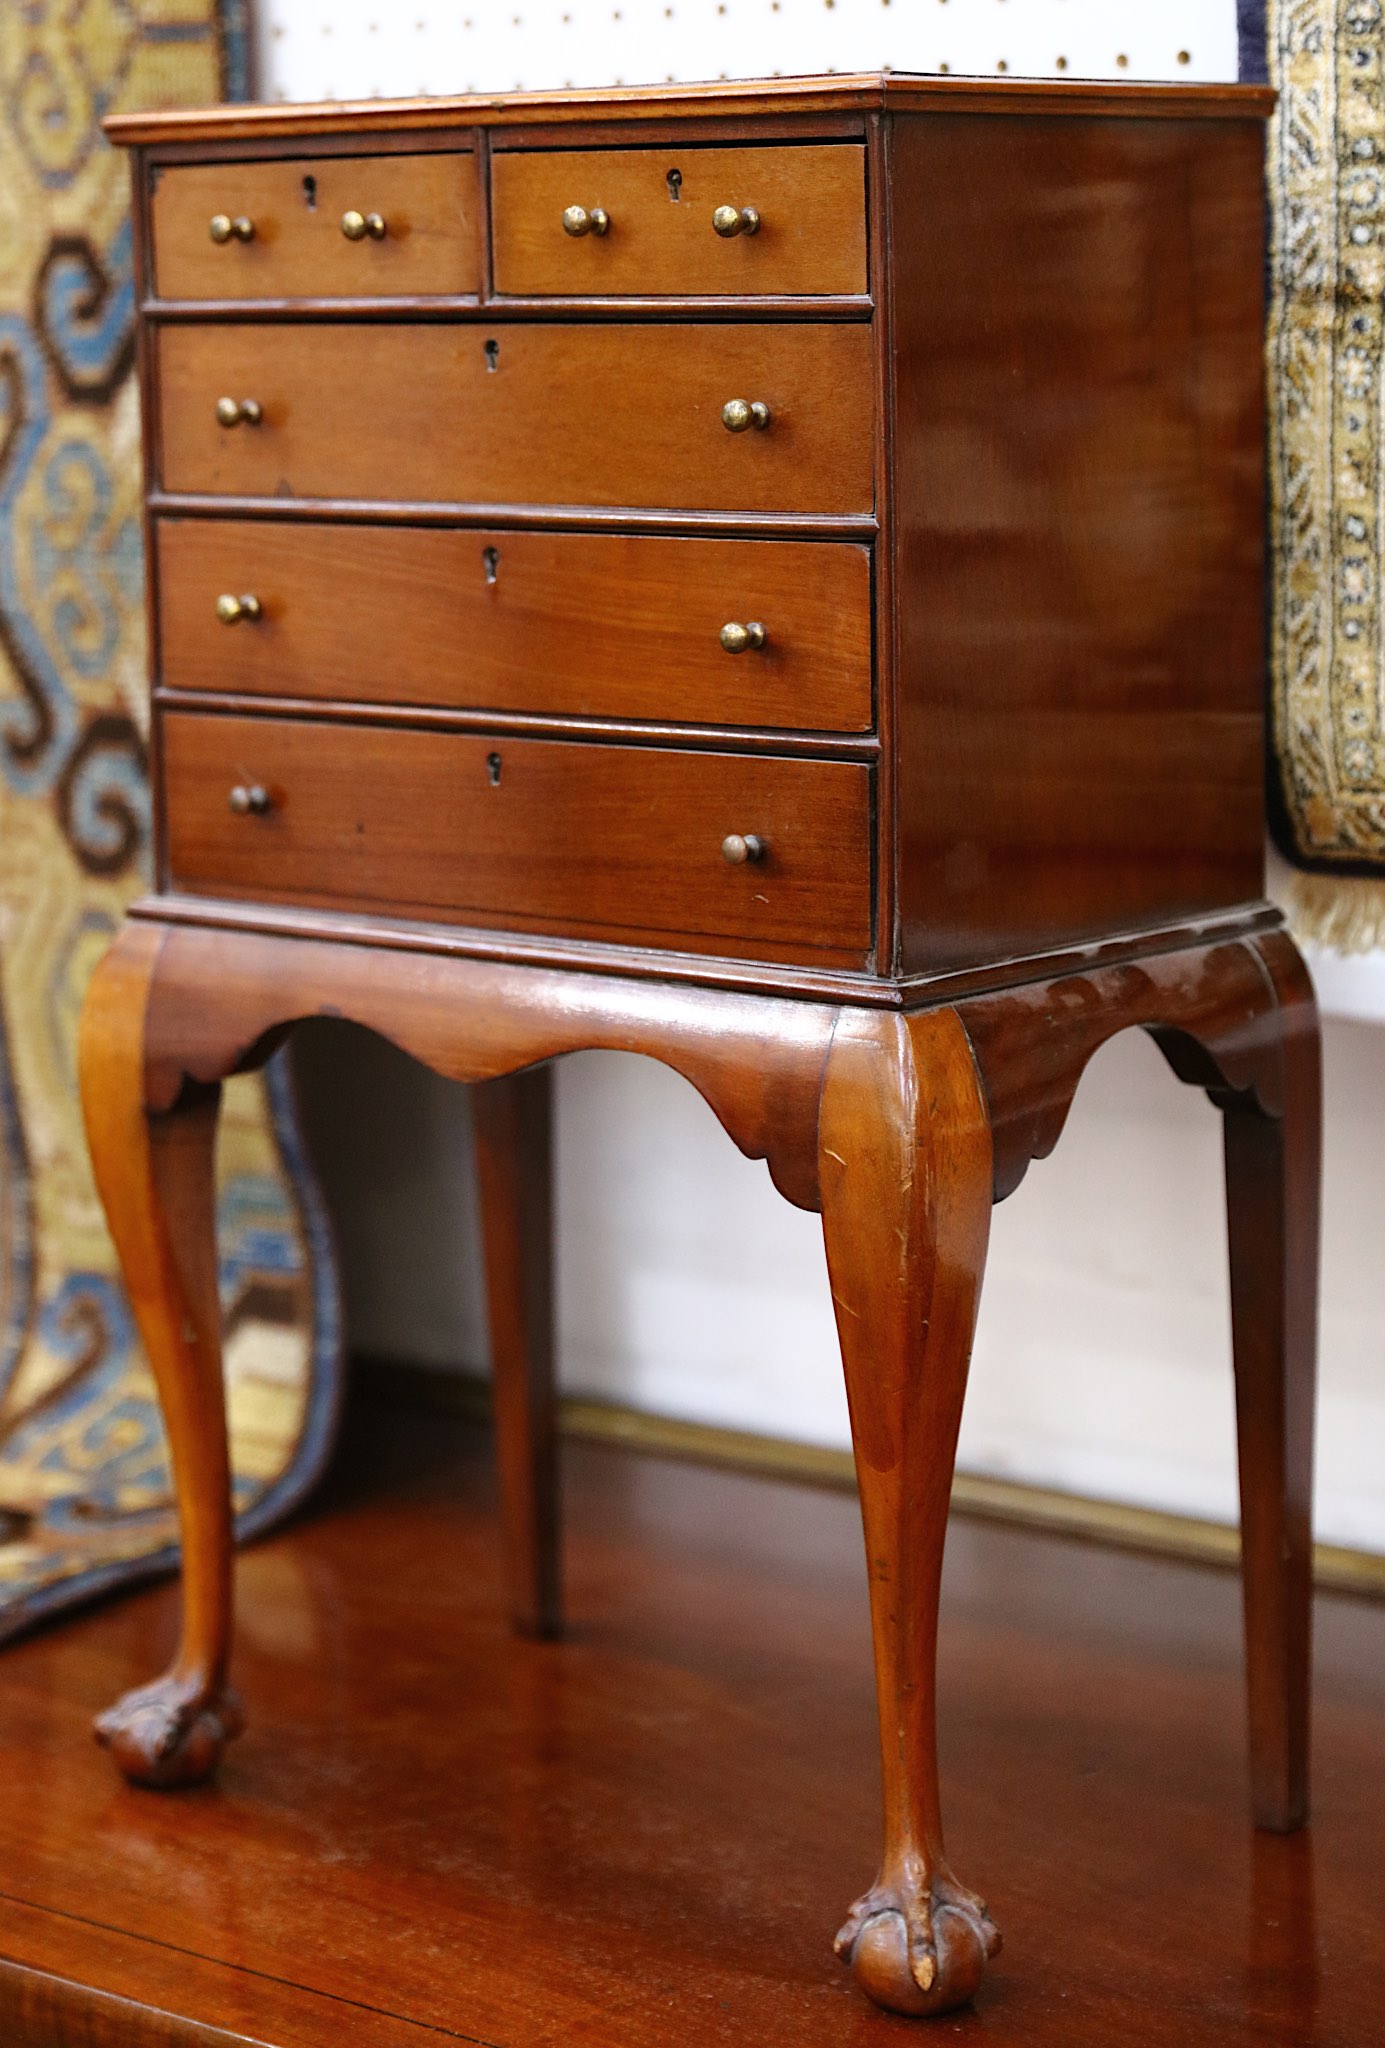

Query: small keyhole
left=302, top=174, right=317, bottom=209
left=666, top=167, right=683, bottom=202
left=487, top=752, right=502, bottom=786
left=484, top=337, right=500, bottom=372
left=482, top=546, right=499, bottom=585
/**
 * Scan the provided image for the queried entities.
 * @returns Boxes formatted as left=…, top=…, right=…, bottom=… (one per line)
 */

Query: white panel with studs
left=255, top=0, right=1239, bottom=103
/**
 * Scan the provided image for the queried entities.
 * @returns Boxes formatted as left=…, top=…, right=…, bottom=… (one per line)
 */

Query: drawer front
left=157, top=521, right=874, bottom=733
left=151, top=154, right=482, bottom=300
left=162, top=712, right=873, bottom=960
left=491, top=144, right=867, bottom=298
left=156, top=322, right=875, bottom=514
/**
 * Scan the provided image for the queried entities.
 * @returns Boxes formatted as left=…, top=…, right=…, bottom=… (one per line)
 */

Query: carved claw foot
left=835, top=1867, right=1002, bottom=2018
left=95, top=1673, right=245, bottom=1789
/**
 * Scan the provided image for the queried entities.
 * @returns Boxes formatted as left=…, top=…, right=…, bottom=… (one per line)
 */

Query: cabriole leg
left=473, top=1063, right=561, bottom=1639
left=1224, top=937, right=1321, bottom=1833
left=78, top=926, right=243, bottom=1788
left=819, top=1007, right=1001, bottom=2019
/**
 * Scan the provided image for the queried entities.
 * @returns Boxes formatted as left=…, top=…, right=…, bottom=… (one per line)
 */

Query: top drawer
left=150, top=153, right=482, bottom=300
left=491, top=145, right=867, bottom=298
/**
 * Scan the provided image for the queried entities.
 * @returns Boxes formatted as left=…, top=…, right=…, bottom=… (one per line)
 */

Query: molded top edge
left=105, top=71, right=1275, bottom=147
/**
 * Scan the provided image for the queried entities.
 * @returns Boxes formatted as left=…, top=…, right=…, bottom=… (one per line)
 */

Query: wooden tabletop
left=105, top=71, right=1275, bottom=146
left=0, top=1387, right=1375, bottom=2046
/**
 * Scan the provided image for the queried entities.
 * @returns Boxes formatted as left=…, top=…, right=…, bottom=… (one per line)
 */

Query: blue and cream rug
left=0, top=2, right=340, bottom=1639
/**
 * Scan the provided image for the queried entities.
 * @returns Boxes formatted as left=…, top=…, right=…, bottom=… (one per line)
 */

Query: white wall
left=255, top=1, right=1234, bottom=100
left=260, top=0, right=1385, bottom=1556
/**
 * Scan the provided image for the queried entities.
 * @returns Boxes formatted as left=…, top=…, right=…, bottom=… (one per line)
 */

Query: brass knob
left=712, top=204, right=760, bottom=238
left=228, top=784, right=272, bottom=817
left=721, top=833, right=766, bottom=866
left=721, top=399, right=771, bottom=433
left=209, top=214, right=255, bottom=244
left=562, top=204, right=610, bottom=237
left=215, top=396, right=262, bottom=428
left=216, top=593, right=263, bottom=625
left=341, top=209, right=387, bottom=241
left=719, top=621, right=766, bottom=655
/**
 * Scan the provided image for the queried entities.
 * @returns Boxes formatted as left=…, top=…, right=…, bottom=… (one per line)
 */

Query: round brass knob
left=228, top=784, right=272, bottom=817
left=216, top=593, right=263, bottom=625
left=721, top=833, right=766, bottom=866
left=712, top=204, right=760, bottom=238
left=562, top=204, right=610, bottom=238
left=721, top=398, right=771, bottom=434
left=215, top=396, right=263, bottom=428
left=719, top=621, right=766, bottom=654
left=341, top=209, right=387, bottom=241
left=209, top=214, right=255, bottom=244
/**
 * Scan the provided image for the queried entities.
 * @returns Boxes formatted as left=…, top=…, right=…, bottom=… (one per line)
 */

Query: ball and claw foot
left=835, top=1870, right=1002, bottom=2018
left=94, top=1674, right=245, bottom=1789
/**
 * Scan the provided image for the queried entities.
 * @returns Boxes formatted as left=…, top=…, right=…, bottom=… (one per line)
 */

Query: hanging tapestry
left=0, top=1, right=341, bottom=1639
left=1259, top=0, right=1385, bottom=945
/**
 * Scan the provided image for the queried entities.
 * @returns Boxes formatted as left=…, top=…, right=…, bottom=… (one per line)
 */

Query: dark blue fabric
left=1238, top=0, right=1269, bottom=83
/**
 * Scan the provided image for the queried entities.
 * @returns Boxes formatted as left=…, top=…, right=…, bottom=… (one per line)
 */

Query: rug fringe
left=1278, top=870, right=1385, bottom=954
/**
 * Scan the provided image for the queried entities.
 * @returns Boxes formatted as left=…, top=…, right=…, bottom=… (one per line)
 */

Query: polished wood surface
left=962, top=931, right=1323, bottom=1861
left=473, top=1063, right=562, bottom=1640
left=0, top=1395, right=1377, bottom=2047
left=1220, top=934, right=1319, bottom=1834
left=819, top=1008, right=1001, bottom=2016
left=79, top=917, right=1321, bottom=2024
left=889, top=112, right=1268, bottom=971
left=160, top=712, right=875, bottom=960
left=76, top=924, right=243, bottom=1789
left=155, top=520, right=875, bottom=732
left=107, top=72, right=1275, bottom=149
left=491, top=143, right=867, bottom=297
left=156, top=320, right=876, bottom=512
left=87, top=76, right=1313, bottom=2025
left=151, top=151, right=481, bottom=300
left=125, top=923, right=837, bottom=1214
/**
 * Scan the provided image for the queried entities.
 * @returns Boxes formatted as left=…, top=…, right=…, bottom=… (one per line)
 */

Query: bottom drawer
left=161, top=713, right=873, bottom=962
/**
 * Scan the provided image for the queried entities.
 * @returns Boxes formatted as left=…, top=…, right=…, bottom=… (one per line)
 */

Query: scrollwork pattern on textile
left=1270, top=0, right=1385, bottom=862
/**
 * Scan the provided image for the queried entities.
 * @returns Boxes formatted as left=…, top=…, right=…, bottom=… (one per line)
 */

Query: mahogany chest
left=83, top=75, right=1317, bottom=2027
left=114, top=72, right=1270, bottom=998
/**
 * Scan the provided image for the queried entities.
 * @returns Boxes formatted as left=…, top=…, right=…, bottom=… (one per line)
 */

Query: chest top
left=110, top=72, right=1274, bottom=1006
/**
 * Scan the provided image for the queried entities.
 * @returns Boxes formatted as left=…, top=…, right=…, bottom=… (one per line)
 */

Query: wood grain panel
left=887, top=113, right=1269, bottom=973
left=491, top=144, right=866, bottom=297
left=155, top=322, right=875, bottom=513
left=155, top=520, right=874, bottom=732
left=162, top=711, right=873, bottom=958
left=105, top=73, right=1276, bottom=148
left=151, top=153, right=481, bottom=299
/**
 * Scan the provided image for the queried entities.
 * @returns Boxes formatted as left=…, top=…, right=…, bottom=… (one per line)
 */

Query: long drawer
left=162, top=712, right=874, bottom=960
left=156, top=521, right=874, bottom=733
left=156, top=322, right=875, bottom=513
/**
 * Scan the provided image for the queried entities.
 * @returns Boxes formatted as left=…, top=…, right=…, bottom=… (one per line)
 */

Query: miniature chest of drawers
left=82, top=74, right=1319, bottom=2024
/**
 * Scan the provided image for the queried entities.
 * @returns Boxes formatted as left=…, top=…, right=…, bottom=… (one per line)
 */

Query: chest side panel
left=887, top=112, right=1268, bottom=976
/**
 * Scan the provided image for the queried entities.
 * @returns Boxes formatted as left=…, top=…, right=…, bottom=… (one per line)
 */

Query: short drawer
left=161, top=712, right=873, bottom=961
left=156, top=521, right=874, bottom=733
left=157, top=322, right=874, bottom=514
left=150, top=153, right=482, bottom=300
left=491, top=144, right=867, bottom=298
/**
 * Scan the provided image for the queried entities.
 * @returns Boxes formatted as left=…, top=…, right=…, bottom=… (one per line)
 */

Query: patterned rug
left=1261, top=0, right=1385, bottom=946
left=0, top=3, right=340, bottom=1640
